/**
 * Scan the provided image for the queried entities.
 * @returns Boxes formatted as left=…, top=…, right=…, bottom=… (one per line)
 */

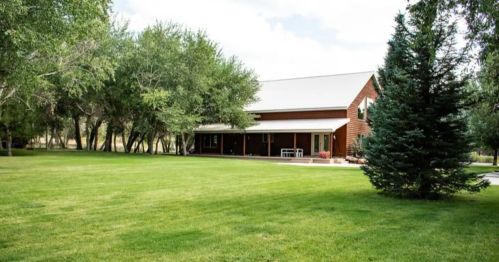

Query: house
left=193, top=71, right=378, bottom=159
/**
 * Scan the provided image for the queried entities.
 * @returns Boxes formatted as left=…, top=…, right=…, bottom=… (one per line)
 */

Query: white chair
left=296, top=149, right=303, bottom=158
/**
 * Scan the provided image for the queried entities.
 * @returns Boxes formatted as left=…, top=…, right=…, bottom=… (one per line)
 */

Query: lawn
left=1, top=150, right=498, bottom=262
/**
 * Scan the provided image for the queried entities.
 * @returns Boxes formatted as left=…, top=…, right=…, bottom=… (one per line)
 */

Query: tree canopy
left=0, top=2, right=259, bottom=157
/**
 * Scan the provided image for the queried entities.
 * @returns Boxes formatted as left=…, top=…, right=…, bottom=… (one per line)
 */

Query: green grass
left=1, top=150, right=498, bottom=262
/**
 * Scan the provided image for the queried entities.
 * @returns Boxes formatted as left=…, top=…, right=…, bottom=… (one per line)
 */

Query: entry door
left=311, top=133, right=330, bottom=155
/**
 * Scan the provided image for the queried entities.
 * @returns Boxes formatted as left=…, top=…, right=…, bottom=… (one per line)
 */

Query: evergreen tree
left=362, top=0, right=489, bottom=199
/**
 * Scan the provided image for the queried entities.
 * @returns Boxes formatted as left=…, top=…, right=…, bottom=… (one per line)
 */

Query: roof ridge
left=260, top=71, right=374, bottom=83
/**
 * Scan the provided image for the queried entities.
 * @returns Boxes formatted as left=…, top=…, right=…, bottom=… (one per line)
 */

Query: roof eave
left=195, top=129, right=340, bottom=134
left=246, top=106, right=348, bottom=114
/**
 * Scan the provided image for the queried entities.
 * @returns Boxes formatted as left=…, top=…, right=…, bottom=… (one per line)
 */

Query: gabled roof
left=195, top=118, right=350, bottom=133
left=245, top=71, right=374, bottom=113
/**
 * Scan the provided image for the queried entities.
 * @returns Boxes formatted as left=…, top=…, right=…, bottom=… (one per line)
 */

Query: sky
left=113, top=0, right=412, bottom=80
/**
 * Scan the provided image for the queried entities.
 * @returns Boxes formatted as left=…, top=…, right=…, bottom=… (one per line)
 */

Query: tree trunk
left=46, top=126, right=49, bottom=150
left=63, top=129, right=69, bottom=148
left=85, top=117, right=91, bottom=151
left=155, top=136, right=162, bottom=155
left=103, top=124, right=113, bottom=152
left=121, top=132, right=127, bottom=153
left=126, top=129, right=140, bottom=153
left=134, top=133, right=146, bottom=153
left=114, top=132, right=117, bottom=152
left=6, top=126, right=12, bottom=156
left=56, top=131, right=65, bottom=149
left=47, top=128, right=55, bottom=150
left=89, top=119, right=102, bottom=151
left=0, top=134, right=3, bottom=150
left=93, top=128, right=98, bottom=151
left=147, top=131, right=155, bottom=155
left=161, top=138, right=166, bottom=153
left=166, top=133, right=171, bottom=152
left=175, top=134, right=179, bottom=155
left=181, top=133, right=190, bottom=156
left=99, top=141, right=105, bottom=151
left=493, top=149, right=498, bottom=166
left=74, top=115, right=83, bottom=150
left=89, top=129, right=96, bottom=149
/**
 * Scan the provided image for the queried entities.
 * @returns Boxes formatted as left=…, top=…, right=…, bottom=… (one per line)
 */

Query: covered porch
left=194, top=118, right=349, bottom=159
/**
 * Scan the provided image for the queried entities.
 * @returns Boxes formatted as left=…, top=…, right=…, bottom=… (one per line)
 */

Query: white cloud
left=113, top=0, right=410, bottom=80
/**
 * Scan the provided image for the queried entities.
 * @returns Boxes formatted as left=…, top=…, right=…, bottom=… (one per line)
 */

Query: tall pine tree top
left=362, top=0, right=489, bottom=199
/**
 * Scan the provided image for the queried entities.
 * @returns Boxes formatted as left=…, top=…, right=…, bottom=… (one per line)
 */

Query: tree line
left=0, top=1, right=259, bottom=157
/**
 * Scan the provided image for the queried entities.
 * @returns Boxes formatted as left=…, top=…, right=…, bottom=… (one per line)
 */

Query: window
left=367, top=98, right=374, bottom=108
left=262, top=133, right=274, bottom=143
left=366, top=98, right=374, bottom=118
left=358, top=97, right=366, bottom=120
left=203, top=134, right=218, bottom=148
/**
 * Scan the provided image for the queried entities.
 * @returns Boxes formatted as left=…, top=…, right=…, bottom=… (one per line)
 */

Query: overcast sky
left=113, top=0, right=412, bottom=80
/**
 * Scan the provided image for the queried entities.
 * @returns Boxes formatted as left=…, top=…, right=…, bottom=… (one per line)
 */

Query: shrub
left=348, top=136, right=365, bottom=157
left=318, top=151, right=330, bottom=159
left=471, top=152, right=494, bottom=163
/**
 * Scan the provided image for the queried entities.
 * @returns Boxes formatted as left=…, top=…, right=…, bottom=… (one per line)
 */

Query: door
left=311, top=133, right=330, bottom=155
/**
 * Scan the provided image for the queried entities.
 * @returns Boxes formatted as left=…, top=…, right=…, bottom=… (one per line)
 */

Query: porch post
left=294, top=133, right=297, bottom=158
left=243, top=133, right=246, bottom=156
left=221, top=134, right=224, bottom=155
left=330, top=132, right=333, bottom=159
left=268, top=133, right=271, bottom=157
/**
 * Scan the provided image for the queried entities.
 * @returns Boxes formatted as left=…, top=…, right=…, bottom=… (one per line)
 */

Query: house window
left=366, top=98, right=374, bottom=118
left=367, top=98, right=374, bottom=107
left=358, top=97, right=366, bottom=120
left=262, top=133, right=274, bottom=143
left=203, top=134, right=218, bottom=148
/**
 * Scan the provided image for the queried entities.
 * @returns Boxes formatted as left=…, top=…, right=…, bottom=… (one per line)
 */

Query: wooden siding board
left=257, top=110, right=347, bottom=121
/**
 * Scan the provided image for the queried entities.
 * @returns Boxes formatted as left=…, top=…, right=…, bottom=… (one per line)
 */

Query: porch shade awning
left=195, top=118, right=350, bottom=133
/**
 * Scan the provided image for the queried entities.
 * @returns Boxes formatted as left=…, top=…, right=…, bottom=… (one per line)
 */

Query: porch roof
left=195, top=118, right=350, bottom=133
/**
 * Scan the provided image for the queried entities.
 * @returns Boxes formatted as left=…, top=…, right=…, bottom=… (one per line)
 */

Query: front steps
left=289, top=158, right=313, bottom=164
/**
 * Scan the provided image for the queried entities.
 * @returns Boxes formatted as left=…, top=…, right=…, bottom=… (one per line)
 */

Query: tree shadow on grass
left=178, top=188, right=499, bottom=233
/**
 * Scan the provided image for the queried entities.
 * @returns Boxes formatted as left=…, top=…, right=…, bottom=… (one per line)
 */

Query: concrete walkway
left=276, top=163, right=362, bottom=168
left=471, top=162, right=496, bottom=166
left=483, top=173, right=499, bottom=186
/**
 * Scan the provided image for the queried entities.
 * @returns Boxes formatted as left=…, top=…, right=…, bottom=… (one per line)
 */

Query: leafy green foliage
left=135, top=23, right=259, bottom=155
left=362, top=1, right=489, bottom=199
left=468, top=51, right=499, bottom=165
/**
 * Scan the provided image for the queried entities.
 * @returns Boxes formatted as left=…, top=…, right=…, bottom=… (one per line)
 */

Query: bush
left=471, top=152, right=494, bottom=163
left=318, top=151, right=330, bottom=159
left=348, top=136, right=365, bottom=157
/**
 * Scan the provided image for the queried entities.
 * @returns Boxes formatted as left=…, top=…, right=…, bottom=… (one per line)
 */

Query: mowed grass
left=0, top=150, right=498, bottom=262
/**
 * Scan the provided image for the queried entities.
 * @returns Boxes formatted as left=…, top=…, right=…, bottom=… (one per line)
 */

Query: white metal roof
left=245, top=71, right=374, bottom=113
left=195, top=118, right=350, bottom=133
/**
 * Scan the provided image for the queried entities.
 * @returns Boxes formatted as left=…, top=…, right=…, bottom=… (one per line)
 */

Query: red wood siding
left=333, top=125, right=347, bottom=157
left=346, top=76, right=378, bottom=155
left=257, top=110, right=347, bottom=121
left=194, top=134, right=222, bottom=154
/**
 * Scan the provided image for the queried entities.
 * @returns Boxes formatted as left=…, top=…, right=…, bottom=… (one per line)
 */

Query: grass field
left=1, top=150, right=498, bottom=261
